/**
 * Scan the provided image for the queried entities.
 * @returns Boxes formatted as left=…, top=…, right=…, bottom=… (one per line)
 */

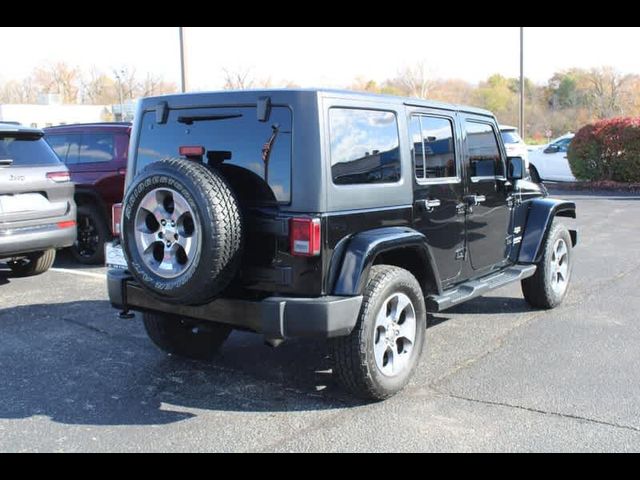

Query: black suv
left=108, top=90, right=577, bottom=401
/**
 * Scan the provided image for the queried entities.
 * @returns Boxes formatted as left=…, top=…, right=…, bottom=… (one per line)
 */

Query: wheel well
left=74, top=192, right=109, bottom=221
left=374, top=248, right=437, bottom=296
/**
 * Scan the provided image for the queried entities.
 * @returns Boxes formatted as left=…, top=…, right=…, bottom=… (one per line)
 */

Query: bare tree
left=139, top=73, right=177, bottom=97
left=223, top=68, right=255, bottom=90
left=33, top=63, right=81, bottom=103
left=0, top=78, right=38, bottom=104
left=81, top=68, right=118, bottom=105
left=587, top=67, right=630, bottom=119
left=395, top=62, right=433, bottom=99
left=113, top=67, right=139, bottom=101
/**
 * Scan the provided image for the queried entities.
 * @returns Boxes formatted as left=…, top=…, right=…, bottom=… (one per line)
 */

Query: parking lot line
left=49, top=268, right=106, bottom=280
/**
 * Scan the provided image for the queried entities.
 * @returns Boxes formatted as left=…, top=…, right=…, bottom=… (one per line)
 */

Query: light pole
left=519, top=27, right=525, bottom=139
left=179, top=27, right=187, bottom=93
left=115, top=70, right=125, bottom=122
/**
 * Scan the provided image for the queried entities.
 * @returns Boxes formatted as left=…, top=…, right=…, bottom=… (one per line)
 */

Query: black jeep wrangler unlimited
left=108, top=90, right=577, bottom=401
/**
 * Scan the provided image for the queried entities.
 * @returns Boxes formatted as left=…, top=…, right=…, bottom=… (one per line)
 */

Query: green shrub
left=568, top=118, right=640, bottom=183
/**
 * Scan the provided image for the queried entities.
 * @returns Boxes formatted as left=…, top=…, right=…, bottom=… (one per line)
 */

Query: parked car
left=0, top=123, right=76, bottom=276
left=107, top=90, right=577, bottom=401
left=500, top=125, right=529, bottom=170
left=529, top=133, right=576, bottom=183
left=45, top=123, right=130, bottom=264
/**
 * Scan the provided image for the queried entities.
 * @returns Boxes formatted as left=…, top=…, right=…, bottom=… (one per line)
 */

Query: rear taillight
left=57, top=220, right=76, bottom=229
left=290, top=218, right=321, bottom=257
left=47, top=171, right=71, bottom=183
left=112, top=203, right=123, bottom=237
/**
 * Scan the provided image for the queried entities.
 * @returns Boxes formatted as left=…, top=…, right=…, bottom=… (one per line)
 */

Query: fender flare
left=519, top=198, right=577, bottom=264
left=332, top=227, right=442, bottom=297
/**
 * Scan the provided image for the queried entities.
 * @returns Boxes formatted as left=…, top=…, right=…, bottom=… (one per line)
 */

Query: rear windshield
left=501, top=131, right=523, bottom=145
left=0, top=134, right=62, bottom=167
left=135, top=106, right=292, bottom=204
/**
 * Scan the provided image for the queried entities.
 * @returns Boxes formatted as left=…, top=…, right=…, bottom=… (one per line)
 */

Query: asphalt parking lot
left=1, top=191, right=639, bottom=452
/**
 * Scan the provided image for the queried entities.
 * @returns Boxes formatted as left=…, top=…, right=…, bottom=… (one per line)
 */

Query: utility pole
left=179, top=27, right=187, bottom=93
left=115, top=70, right=125, bottom=122
left=520, top=27, right=525, bottom=139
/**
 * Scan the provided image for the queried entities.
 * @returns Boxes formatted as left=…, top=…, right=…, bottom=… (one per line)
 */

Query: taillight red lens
left=47, top=172, right=71, bottom=183
left=112, top=203, right=123, bottom=237
left=290, top=218, right=321, bottom=257
left=57, top=220, right=76, bottom=229
left=179, top=146, right=205, bottom=158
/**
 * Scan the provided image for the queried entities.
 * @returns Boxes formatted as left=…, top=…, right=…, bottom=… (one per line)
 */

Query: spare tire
left=122, top=159, right=243, bottom=306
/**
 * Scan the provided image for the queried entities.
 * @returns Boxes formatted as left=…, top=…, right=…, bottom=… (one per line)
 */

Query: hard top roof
left=0, top=123, right=43, bottom=135
left=139, top=88, right=494, bottom=117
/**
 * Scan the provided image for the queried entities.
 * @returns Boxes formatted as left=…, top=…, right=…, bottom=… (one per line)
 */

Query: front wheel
left=8, top=249, right=56, bottom=277
left=330, top=266, right=427, bottom=401
left=530, top=165, right=542, bottom=184
left=143, top=312, right=232, bottom=361
left=522, top=223, right=573, bottom=310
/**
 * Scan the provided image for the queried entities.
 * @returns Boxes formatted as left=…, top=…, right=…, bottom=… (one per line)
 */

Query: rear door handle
left=465, top=195, right=487, bottom=207
left=421, top=199, right=441, bottom=212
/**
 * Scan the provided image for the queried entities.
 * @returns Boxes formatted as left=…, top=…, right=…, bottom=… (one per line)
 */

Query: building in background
left=0, top=94, right=113, bottom=129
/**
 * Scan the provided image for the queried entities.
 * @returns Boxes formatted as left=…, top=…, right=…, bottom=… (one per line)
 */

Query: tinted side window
left=411, top=116, right=456, bottom=181
left=46, top=134, right=70, bottom=161
left=63, top=134, right=82, bottom=165
left=330, top=109, right=401, bottom=186
left=78, top=134, right=115, bottom=164
left=465, top=122, right=504, bottom=178
left=0, top=134, right=62, bottom=167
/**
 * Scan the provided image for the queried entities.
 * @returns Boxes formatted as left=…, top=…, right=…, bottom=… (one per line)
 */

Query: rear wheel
left=8, top=249, right=56, bottom=277
left=71, top=204, right=110, bottom=265
left=330, top=266, right=427, bottom=401
left=143, top=312, right=232, bottom=361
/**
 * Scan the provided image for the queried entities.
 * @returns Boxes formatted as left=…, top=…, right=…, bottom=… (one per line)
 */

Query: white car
left=528, top=133, right=576, bottom=183
left=500, top=126, right=529, bottom=169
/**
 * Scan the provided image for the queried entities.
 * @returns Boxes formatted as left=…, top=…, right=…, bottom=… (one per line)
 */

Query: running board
left=426, top=265, right=537, bottom=313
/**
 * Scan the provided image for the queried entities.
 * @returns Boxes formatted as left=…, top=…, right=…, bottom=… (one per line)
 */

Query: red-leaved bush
left=568, top=117, right=640, bottom=182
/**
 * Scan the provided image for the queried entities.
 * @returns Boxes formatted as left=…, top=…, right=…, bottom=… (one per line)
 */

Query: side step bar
left=426, top=265, right=537, bottom=313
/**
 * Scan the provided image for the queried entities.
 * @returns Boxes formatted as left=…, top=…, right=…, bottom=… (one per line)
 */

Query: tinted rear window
left=135, top=107, right=292, bottom=204
left=47, top=133, right=116, bottom=165
left=0, top=134, right=62, bottom=167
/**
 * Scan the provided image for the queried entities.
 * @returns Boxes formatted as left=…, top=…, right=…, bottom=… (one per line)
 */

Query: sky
left=1, top=27, right=639, bottom=89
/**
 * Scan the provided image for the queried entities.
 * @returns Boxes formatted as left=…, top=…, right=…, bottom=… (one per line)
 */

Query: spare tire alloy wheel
left=122, top=159, right=243, bottom=306
left=134, top=188, right=199, bottom=279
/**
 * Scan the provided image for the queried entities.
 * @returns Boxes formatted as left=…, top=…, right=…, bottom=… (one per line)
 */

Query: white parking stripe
left=50, top=268, right=106, bottom=280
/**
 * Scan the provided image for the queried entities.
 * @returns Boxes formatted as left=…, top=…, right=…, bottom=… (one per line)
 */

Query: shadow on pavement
left=448, top=295, right=534, bottom=315
left=0, top=301, right=362, bottom=428
left=53, top=249, right=104, bottom=271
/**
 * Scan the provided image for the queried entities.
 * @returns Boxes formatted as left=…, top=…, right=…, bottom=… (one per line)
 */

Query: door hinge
left=455, top=248, right=466, bottom=261
left=456, top=203, right=467, bottom=215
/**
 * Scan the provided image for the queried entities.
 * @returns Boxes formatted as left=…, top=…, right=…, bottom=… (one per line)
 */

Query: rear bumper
left=108, top=270, right=363, bottom=340
left=0, top=222, right=76, bottom=258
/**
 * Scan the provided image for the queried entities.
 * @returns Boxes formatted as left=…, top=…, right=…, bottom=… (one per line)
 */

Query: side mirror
left=507, top=157, right=525, bottom=181
left=544, top=145, right=560, bottom=154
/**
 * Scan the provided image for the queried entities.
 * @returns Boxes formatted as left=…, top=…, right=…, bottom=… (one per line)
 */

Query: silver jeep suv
left=0, top=123, right=76, bottom=277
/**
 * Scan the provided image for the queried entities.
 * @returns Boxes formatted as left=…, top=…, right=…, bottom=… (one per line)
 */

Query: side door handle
left=465, top=195, right=486, bottom=207
left=420, top=199, right=442, bottom=213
